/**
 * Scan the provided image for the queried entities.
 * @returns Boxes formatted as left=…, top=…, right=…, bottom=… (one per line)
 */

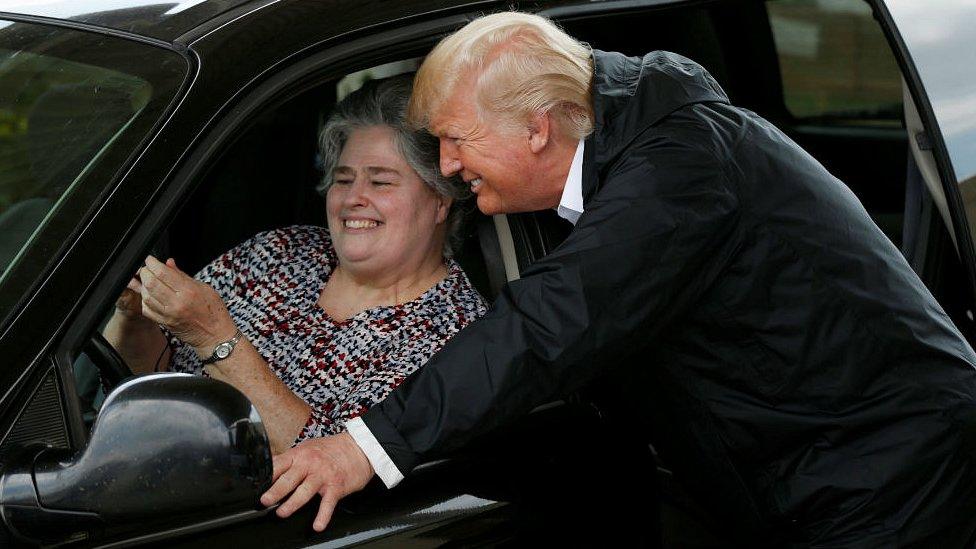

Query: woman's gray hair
left=317, top=74, right=472, bottom=257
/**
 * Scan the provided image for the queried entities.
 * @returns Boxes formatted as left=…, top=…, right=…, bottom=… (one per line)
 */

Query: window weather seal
left=0, top=12, right=181, bottom=52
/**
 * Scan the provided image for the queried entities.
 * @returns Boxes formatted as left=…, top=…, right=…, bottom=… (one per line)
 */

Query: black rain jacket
left=362, top=50, right=976, bottom=546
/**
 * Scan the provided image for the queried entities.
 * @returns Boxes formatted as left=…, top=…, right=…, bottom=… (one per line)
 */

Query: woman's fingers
left=142, top=290, right=169, bottom=314
left=127, top=277, right=143, bottom=293
left=166, top=257, right=184, bottom=274
left=139, top=256, right=194, bottom=313
left=140, top=295, right=168, bottom=325
left=144, top=255, right=189, bottom=294
left=139, top=265, right=177, bottom=303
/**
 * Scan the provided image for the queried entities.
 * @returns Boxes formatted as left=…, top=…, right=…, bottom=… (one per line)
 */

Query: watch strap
left=201, top=329, right=243, bottom=365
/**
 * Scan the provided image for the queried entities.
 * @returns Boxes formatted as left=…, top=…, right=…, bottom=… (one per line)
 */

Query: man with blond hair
left=262, top=11, right=976, bottom=546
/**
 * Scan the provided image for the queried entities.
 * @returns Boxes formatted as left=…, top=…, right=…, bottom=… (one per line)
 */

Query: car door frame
left=872, top=0, right=976, bottom=329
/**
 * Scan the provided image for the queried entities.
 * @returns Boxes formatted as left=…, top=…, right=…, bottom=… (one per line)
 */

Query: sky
left=887, top=0, right=976, bottom=182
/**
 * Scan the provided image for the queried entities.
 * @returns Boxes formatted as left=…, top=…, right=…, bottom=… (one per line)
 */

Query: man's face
left=430, top=74, right=558, bottom=215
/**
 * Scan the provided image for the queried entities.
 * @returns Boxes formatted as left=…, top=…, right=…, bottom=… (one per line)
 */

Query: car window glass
left=0, top=21, right=185, bottom=301
left=0, top=37, right=147, bottom=278
left=767, top=0, right=902, bottom=126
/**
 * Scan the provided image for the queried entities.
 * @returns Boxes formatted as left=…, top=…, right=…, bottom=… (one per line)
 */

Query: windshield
left=0, top=20, right=186, bottom=323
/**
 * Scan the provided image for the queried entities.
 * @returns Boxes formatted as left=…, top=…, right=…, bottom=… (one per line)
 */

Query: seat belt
left=476, top=214, right=517, bottom=299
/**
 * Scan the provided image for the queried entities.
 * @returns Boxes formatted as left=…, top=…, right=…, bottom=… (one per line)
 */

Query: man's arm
left=365, top=137, right=742, bottom=474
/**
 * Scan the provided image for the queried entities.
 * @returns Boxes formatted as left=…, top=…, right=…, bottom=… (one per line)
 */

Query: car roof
left=0, top=0, right=263, bottom=41
left=0, top=0, right=488, bottom=42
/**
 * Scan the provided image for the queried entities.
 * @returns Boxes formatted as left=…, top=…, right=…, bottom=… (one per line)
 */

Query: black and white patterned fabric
left=167, top=225, right=487, bottom=444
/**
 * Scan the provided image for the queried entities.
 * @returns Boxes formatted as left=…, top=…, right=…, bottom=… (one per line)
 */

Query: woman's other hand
left=114, top=276, right=147, bottom=321
left=138, top=255, right=237, bottom=356
left=103, top=270, right=170, bottom=374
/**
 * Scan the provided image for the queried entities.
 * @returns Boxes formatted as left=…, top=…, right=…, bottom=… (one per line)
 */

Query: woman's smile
left=342, top=218, right=382, bottom=230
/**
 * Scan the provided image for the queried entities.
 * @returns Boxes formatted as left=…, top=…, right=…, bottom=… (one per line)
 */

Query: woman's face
left=327, top=125, right=450, bottom=278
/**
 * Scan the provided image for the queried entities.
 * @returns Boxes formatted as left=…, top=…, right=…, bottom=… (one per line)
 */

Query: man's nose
left=439, top=139, right=462, bottom=177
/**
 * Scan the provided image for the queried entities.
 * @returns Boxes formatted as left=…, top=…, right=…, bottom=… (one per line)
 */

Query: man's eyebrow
left=430, top=121, right=457, bottom=137
left=334, top=166, right=354, bottom=175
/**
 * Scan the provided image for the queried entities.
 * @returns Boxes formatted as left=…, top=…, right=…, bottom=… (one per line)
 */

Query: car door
left=876, top=0, right=976, bottom=327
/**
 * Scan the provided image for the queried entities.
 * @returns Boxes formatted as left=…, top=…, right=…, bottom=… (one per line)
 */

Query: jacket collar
left=582, top=49, right=731, bottom=204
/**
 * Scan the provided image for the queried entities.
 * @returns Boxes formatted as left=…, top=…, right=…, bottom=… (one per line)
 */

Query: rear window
left=767, top=0, right=902, bottom=126
left=0, top=20, right=185, bottom=315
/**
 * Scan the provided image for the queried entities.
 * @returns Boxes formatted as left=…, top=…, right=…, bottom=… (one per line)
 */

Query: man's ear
left=527, top=110, right=551, bottom=154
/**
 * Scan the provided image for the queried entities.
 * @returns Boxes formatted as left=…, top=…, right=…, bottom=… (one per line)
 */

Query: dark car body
left=0, top=0, right=974, bottom=546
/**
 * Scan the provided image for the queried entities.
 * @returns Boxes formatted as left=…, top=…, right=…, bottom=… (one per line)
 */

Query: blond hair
left=408, top=12, right=594, bottom=140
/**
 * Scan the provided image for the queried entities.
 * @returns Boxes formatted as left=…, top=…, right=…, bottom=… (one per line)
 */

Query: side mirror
left=0, top=373, right=272, bottom=546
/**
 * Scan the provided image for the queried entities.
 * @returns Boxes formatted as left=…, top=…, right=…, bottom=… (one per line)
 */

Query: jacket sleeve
left=361, top=137, right=741, bottom=475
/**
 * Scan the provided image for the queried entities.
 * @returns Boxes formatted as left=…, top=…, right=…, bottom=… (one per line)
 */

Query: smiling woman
left=322, top=125, right=452, bottom=318
left=101, top=75, right=487, bottom=454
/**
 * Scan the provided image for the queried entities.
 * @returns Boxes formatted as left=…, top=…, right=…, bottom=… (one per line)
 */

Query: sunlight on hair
left=409, top=12, right=594, bottom=141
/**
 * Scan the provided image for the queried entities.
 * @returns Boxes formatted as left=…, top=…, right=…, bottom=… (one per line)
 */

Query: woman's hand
left=114, top=277, right=149, bottom=321
left=137, top=255, right=237, bottom=357
left=103, top=271, right=170, bottom=374
left=136, top=255, right=311, bottom=447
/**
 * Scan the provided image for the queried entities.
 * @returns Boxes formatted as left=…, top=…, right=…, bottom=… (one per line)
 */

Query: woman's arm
left=204, top=339, right=311, bottom=454
left=102, top=283, right=170, bottom=374
left=137, top=255, right=310, bottom=454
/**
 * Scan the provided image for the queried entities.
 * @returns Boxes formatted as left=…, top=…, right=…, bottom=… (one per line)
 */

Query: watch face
left=215, top=343, right=233, bottom=359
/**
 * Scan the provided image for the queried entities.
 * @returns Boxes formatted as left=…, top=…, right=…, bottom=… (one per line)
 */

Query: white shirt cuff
left=345, top=416, right=404, bottom=488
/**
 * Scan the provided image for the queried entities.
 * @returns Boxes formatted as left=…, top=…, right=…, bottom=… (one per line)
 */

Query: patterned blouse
left=167, top=225, right=488, bottom=444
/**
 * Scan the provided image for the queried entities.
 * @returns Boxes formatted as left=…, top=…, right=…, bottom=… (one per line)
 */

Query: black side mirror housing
left=0, top=373, right=272, bottom=545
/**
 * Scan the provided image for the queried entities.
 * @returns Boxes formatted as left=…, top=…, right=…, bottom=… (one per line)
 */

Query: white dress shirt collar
left=555, top=139, right=586, bottom=226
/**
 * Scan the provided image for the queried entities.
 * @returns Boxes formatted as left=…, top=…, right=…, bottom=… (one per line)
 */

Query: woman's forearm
left=131, top=257, right=309, bottom=452
left=103, top=312, right=170, bottom=374
left=203, top=339, right=311, bottom=454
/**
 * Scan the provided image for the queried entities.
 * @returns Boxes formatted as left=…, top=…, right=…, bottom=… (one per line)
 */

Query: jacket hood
left=583, top=50, right=730, bottom=200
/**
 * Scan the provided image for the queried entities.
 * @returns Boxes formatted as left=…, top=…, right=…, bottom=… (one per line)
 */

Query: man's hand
left=260, top=432, right=375, bottom=532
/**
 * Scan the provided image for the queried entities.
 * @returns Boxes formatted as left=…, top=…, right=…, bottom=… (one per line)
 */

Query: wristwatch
left=201, top=329, right=243, bottom=365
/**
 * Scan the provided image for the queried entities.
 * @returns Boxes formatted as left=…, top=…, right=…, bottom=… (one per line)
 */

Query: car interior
left=44, top=0, right=976, bottom=544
